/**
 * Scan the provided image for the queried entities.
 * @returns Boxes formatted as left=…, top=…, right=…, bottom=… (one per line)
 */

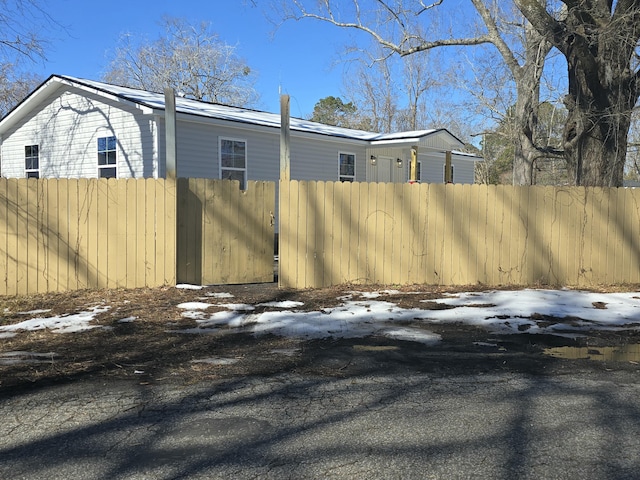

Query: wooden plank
left=340, top=181, right=353, bottom=283
left=415, top=183, right=429, bottom=284
left=324, top=181, right=339, bottom=286
left=114, top=180, right=127, bottom=288
left=483, top=185, right=496, bottom=285
left=390, top=183, right=404, bottom=285
left=25, top=179, right=39, bottom=294
left=140, top=179, right=153, bottom=286
left=592, top=187, right=608, bottom=286
left=506, top=185, right=521, bottom=284
left=200, top=179, right=214, bottom=284
left=175, top=178, right=191, bottom=284
left=165, top=178, right=177, bottom=285
left=256, top=181, right=275, bottom=283
left=283, top=180, right=298, bottom=287
left=0, top=179, right=8, bottom=295
left=6, top=180, right=20, bottom=295
left=104, top=179, right=118, bottom=288
left=0, top=179, right=12, bottom=295
left=364, top=182, right=377, bottom=283
left=404, top=183, right=417, bottom=284
left=370, top=182, right=380, bottom=285
left=134, top=179, right=147, bottom=287
left=613, top=187, right=628, bottom=283
left=431, top=183, right=447, bottom=284
left=226, top=179, right=239, bottom=284
left=569, top=188, right=585, bottom=285
left=243, top=181, right=258, bottom=283
left=476, top=185, right=489, bottom=284
left=86, top=179, right=100, bottom=289
left=124, top=179, right=137, bottom=288
left=58, top=179, right=72, bottom=292
left=626, top=188, right=640, bottom=284
left=153, top=179, right=167, bottom=287
left=14, top=180, right=29, bottom=295
left=66, top=179, right=80, bottom=291
left=342, top=181, right=355, bottom=284
left=294, top=181, right=307, bottom=288
left=43, top=179, right=59, bottom=292
left=523, top=186, right=538, bottom=284
left=312, top=181, right=326, bottom=287
left=456, top=184, right=471, bottom=285
left=237, top=181, right=252, bottom=284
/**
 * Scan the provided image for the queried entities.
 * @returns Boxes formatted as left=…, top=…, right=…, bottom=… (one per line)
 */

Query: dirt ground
left=1, top=282, right=639, bottom=392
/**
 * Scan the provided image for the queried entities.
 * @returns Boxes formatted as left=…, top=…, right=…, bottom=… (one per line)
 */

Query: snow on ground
left=0, top=306, right=111, bottom=338
left=171, top=289, right=640, bottom=342
left=2, top=289, right=640, bottom=347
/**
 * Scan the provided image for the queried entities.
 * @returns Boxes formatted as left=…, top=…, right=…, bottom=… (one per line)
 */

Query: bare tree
left=279, top=0, right=556, bottom=184
left=0, top=64, right=41, bottom=116
left=342, top=52, right=399, bottom=133
left=103, top=17, right=260, bottom=107
left=0, top=0, right=53, bottom=116
left=397, top=51, right=440, bottom=131
left=0, top=0, right=51, bottom=62
left=514, top=0, right=640, bottom=186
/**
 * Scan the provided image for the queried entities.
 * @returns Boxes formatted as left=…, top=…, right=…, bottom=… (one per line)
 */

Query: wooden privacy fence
left=0, top=178, right=176, bottom=295
left=279, top=180, right=640, bottom=288
left=0, top=178, right=274, bottom=296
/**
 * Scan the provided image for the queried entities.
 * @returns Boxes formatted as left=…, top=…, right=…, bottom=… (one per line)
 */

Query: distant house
left=0, top=75, right=482, bottom=185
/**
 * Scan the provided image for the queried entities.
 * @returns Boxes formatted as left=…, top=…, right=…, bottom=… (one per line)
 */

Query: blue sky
left=33, top=1, right=361, bottom=118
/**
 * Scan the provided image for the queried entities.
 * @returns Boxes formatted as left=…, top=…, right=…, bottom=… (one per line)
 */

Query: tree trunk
left=513, top=0, right=640, bottom=187
left=511, top=80, right=543, bottom=185
left=563, top=80, right=632, bottom=187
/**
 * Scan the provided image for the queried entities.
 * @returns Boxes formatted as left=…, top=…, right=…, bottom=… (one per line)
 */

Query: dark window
left=339, top=152, right=355, bottom=182
left=98, top=136, right=117, bottom=178
left=25, top=145, right=39, bottom=177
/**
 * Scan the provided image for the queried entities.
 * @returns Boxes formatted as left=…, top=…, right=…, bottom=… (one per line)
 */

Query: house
left=0, top=75, right=482, bottom=185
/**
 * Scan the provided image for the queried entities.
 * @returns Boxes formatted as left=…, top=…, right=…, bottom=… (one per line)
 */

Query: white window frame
left=339, top=151, right=356, bottom=182
left=443, top=163, right=455, bottom=183
left=97, top=135, right=117, bottom=178
left=25, top=144, right=40, bottom=178
left=219, top=137, right=247, bottom=190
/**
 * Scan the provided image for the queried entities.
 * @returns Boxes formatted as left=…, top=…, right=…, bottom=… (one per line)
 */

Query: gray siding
left=172, top=119, right=367, bottom=183
left=1, top=86, right=157, bottom=179
left=420, top=152, right=476, bottom=185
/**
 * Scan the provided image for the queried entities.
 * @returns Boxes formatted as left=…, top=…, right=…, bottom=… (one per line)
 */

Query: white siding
left=0, top=86, right=157, bottom=179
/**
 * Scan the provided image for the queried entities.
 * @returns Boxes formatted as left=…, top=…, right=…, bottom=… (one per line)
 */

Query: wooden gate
left=177, top=178, right=275, bottom=285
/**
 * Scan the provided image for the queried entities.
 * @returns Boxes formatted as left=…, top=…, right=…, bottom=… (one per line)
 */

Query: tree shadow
left=1, top=287, right=640, bottom=478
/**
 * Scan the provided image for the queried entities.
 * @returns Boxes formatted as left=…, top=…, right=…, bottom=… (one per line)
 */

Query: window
left=339, top=152, right=355, bottom=182
left=220, top=138, right=247, bottom=189
left=98, top=136, right=117, bottom=178
left=25, top=145, right=39, bottom=178
left=443, top=163, right=455, bottom=183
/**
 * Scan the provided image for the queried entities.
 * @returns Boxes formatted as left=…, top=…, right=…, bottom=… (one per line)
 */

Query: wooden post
left=164, top=88, right=177, bottom=180
left=410, top=145, right=418, bottom=182
left=280, top=94, right=291, bottom=181
left=164, top=87, right=178, bottom=285
left=279, top=94, right=291, bottom=287
left=445, top=150, right=452, bottom=183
